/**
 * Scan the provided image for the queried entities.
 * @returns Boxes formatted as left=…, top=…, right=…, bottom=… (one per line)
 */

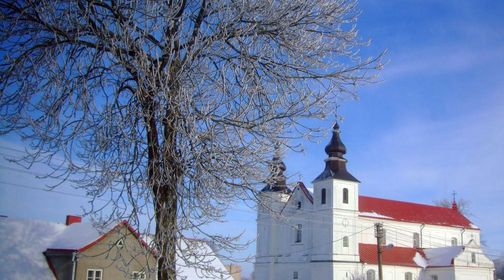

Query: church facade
left=255, top=122, right=495, bottom=280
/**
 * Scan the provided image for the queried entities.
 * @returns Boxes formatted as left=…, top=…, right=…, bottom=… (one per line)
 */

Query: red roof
left=359, top=195, right=474, bottom=229
left=359, top=243, right=423, bottom=267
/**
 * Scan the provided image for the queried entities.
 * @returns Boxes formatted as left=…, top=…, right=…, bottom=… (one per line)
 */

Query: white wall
left=362, top=264, right=422, bottom=280
left=357, top=217, right=481, bottom=249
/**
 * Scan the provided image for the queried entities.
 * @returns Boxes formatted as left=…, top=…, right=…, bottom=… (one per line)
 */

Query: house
left=0, top=215, right=231, bottom=280
left=224, top=264, right=242, bottom=280
left=44, top=216, right=156, bottom=280
left=255, top=121, right=495, bottom=280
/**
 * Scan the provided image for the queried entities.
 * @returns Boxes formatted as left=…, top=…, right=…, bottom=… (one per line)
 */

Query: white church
left=255, top=121, right=495, bottom=280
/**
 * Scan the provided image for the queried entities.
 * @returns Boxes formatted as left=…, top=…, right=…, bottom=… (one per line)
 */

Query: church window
left=366, top=269, right=376, bottom=280
left=451, top=237, right=457, bottom=246
left=293, top=271, right=299, bottom=279
left=405, top=272, right=413, bottom=280
left=471, top=252, right=476, bottom=263
left=297, top=201, right=302, bottom=209
left=343, top=188, right=349, bottom=204
left=343, top=236, right=349, bottom=247
left=413, top=233, right=420, bottom=248
left=321, top=188, right=326, bottom=204
left=295, top=224, right=302, bottom=243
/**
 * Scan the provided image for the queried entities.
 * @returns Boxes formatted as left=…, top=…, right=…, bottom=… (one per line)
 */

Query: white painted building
left=255, top=122, right=495, bottom=280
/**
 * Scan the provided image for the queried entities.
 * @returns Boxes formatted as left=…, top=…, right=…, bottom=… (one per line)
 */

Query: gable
left=281, top=182, right=314, bottom=214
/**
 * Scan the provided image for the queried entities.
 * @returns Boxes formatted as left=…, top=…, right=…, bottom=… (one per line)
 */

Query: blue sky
left=1, top=0, right=504, bottom=277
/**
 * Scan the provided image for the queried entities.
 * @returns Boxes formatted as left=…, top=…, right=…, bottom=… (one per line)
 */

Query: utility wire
left=0, top=180, right=106, bottom=201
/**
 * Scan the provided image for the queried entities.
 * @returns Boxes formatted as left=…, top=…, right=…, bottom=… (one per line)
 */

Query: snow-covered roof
left=360, top=242, right=465, bottom=269
left=0, top=217, right=66, bottom=280
left=177, top=239, right=231, bottom=279
left=359, top=211, right=393, bottom=219
left=48, top=222, right=105, bottom=250
left=423, top=246, right=464, bottom=267
left=1, top=217, right=230, bottom=280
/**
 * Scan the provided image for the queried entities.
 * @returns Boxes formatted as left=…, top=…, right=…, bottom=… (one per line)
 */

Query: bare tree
left=0, top=0, right=381, bottom=279
left=434, top=197, right=471, bottom=216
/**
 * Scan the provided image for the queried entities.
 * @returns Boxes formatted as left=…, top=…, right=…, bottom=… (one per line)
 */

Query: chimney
left=66, top=215, right=82, bottom=226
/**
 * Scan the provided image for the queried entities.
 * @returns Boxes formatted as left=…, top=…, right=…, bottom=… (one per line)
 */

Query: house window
left=413, top=233, right=420, bottom=248
left=131, top=271, right=146, bottom=280
left=87, top=269, right=103, bottom=280
left=343, top=188, right=348, bottom=204
left=471, top=252, right=476, bottom=263
left=297, top=201, right=302, bottom=209
left=431, top=275, right=438, bottom=280
left=321, top=188, right=326, bottom=204
left=405, top=272, right=413, bottom=280
left=343, top=236, right=349, bottom=247
left=293, top=271, right=299, bottom=279
left=295, top=224, right=302, bottom=243
left=366, top=269, right=376, bottom=280
left=451, top=237, right=457, bottom=246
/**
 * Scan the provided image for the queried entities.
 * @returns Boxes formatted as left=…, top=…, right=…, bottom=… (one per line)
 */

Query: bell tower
left=310, top=121, right=361, bottom=279
left=255, top=151, right=291, bottom=280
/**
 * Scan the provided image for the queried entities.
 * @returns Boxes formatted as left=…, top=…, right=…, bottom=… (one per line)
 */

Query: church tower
left=255, top=151, right=291, bottom=280
left=310, top=121, right=361, bottom=279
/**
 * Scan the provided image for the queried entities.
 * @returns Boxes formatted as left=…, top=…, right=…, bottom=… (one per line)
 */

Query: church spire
left=261, top=146, right=290, bottom=193
left=313, top=120, right=359, bottom=182
left=452, top=191, right=459, bottom=211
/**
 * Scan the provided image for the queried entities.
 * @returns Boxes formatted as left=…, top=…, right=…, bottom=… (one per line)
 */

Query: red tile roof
left=359, top=243, right=423, bottom=267
left=359, top=195, right=475, bottom=229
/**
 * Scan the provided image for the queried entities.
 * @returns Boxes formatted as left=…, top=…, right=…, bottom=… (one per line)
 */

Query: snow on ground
left=0, top=217, right=66, bottom=280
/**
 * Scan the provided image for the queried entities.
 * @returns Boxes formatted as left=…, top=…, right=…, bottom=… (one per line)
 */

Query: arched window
left=451, top=237, right=457, bottom=246
left=343, top=188, right=349, bottom=204
left=366, top=269, right=376, bottom=280
left=321, top=188, right=326, bottom=204
left=413, top=233, right=420, bottom=248
left=295, top=224, right=302, bottom=243
left=405, top=272, right=413, bottom=280
left=343, top=236, right=349, bottom=247
left=471, top=252, right=476, bottom=263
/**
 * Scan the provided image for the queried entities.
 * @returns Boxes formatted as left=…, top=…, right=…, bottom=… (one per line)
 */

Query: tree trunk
left=142, top=92, right=180, bottom=280
left=155, top=184, right=178, bottom=280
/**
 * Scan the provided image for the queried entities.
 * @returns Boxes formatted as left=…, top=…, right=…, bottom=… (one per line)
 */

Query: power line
left=0, top=180, right=105, bottom=201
